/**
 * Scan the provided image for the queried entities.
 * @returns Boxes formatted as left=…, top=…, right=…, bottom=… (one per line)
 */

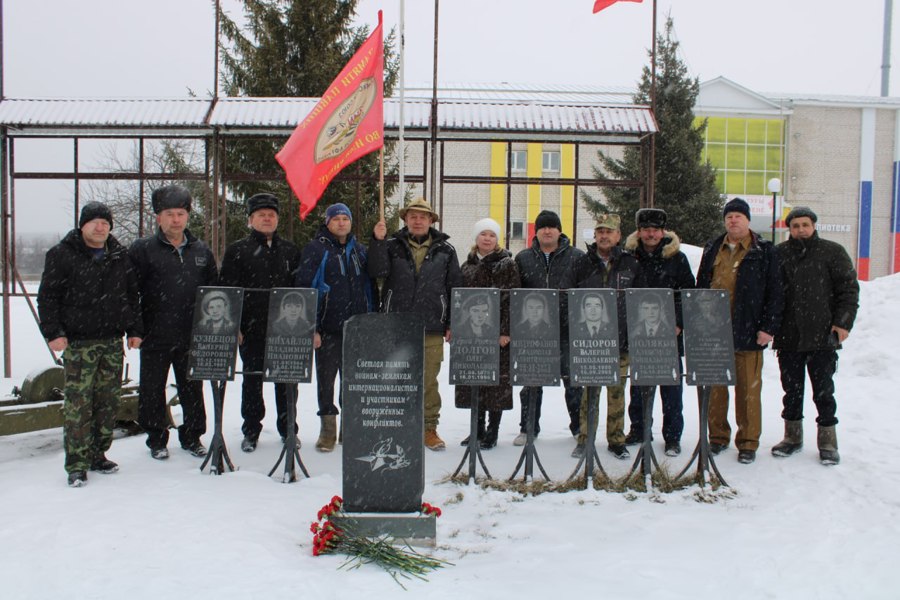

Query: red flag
left=593, top=0, right=643, bottom=13
left=276, top=11, right=384, bottom=220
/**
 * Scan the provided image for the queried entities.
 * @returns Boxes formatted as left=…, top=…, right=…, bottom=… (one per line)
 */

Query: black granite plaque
left=449, top=288, right=500, bottom=385
left=625, top=288, right=680, bottom=386
left=262, top=288, right=316, bottom=383
left=567, top=289, right=621, bottom=385
left=509, top=289, right=560, bottom=386
left=682, top=289, right=736, bottom=386
left=188, top=287, right=243, bottom=381
left=341, top=313, right=424, bottom=513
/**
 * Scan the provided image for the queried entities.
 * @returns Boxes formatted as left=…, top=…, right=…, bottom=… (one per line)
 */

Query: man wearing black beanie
left=512, top=209, right=585, bottom=446
left=696, top=197, right=783, bottom=464
left=38, top=201, right=142, bottom=486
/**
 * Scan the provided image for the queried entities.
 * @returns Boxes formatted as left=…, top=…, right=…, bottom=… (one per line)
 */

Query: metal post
left=428, top=0, right=439, bottom=203
left=200, top=381, right=236, bottom=474
left=451, top=387, right=493, bottom=483
left=1, top=128, right=10, bottom=377
left=883, top=0, right=893, bottom=97
left=771, top=190, right=777, bottom=241
left=268, top=384, right=309, bottom=482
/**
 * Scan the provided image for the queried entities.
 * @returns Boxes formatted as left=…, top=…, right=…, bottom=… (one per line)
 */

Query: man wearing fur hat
left=219, top=193, right=303, bottom=453
left=563, top=213, right=643, bottom=460
left=295, top=202, right=375, bottom=452
left=369, top=197, right=462, bottom=451
left=130, top=185, right=218, bottom=461
left=772, top=207, right=858, bottom=465
left=39, top=202, right=142, bottom=486
left=697, top=197, right=783, bottom=464
left=623, top=208, right=695, bottom=457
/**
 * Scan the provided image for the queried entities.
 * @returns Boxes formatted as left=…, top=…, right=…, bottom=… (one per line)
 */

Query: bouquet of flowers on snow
left=310, top=495, right=450, bottom=586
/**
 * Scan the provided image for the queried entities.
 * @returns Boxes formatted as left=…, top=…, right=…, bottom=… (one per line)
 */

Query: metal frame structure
left=0, top=96, right=656, bottom=377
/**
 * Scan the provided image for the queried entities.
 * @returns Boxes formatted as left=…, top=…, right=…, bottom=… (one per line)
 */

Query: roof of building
left=0, top=95, right=657, bottom=142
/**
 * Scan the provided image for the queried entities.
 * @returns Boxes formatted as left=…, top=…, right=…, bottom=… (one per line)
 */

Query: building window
left=510, top=220, right=526, bottom=240
left=698, top=117, right=784, bottom=195
left=507, top=150, right=527, bottom=172
left=542, top=151, right=560, bottom=172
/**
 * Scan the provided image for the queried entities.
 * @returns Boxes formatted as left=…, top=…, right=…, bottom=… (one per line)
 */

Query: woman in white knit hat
left=454, top=218, right=520, bottom=449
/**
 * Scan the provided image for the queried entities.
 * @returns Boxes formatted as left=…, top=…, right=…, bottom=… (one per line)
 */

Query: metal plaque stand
left=624, top=386, right=661, bottom=489
left=509, top=387, right=550, bottom=482
left=452, top=387, right=492, bottom=483
left=674, top=385, right=728, bottom=487
left=268, top=385, right=309, bottom=483
left=200, top=381, right=235, bottom=475
left=567, top=386, right=608, bottom=488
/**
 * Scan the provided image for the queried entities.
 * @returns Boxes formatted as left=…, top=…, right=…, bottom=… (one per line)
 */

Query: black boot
left=461, top=411, right=487, bottom=446
left=772, top=419, right=803, bottom=457
left=480, top=411, right=501, bottom=449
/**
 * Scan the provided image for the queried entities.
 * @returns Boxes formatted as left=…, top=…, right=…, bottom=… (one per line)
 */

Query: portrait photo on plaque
left=510, top=289, right=559, bottom=386
left=625, top=288, right=680, bottom=386
left=567, top=289, right=620, bottom=385
left=450, top=288, right=501, bottom=385
left=188, top=286, right=243, bottom=381
left=682, top=289, right=736, bottom=386
left=263, top=288, right=317, bottom=383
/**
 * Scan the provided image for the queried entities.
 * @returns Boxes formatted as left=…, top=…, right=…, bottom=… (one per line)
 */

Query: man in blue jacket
left=696, top=198, right=783, bottom=464
left=295, top=203, right=374, bottom=452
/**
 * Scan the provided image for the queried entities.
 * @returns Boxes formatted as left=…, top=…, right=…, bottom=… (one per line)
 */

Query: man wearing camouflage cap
left=563, top=213, right=644, bottom=460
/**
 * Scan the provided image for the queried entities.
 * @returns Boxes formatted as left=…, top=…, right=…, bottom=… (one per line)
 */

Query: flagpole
left=647, top=0, right=657, bottom=208
left=399, top=0, right=406, bottom=205
left=429, top=0, right=439, bottom=207
left=379, top=147, right=385, bottom=220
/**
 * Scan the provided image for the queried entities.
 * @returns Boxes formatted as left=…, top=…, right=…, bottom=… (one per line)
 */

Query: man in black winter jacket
left=38, top=202, right=142, bottom=487
left=219, top=193, right=302, bottom=452
left=513, top=210, right=585, bottom=446
left=697, top=197, right=783, bottom=465
left=772, top=207, right=858, bottom=465
left=129, top=185, right=217, bottom=460
left=369, top=197, right=462, bottom=451
left=622, top=208, right=695, bottom=456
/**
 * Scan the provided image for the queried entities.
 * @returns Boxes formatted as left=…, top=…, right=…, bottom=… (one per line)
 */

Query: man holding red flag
left=276, top=11, right=384, bottom=220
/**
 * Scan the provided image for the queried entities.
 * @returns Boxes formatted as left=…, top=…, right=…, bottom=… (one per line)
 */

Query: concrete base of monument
left=332, top=513, right=437, bottom=548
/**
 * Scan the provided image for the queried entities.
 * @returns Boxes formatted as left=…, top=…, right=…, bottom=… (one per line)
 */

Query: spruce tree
left=583, top=16, right=722, bottom=245
left=219, top=0, right=398, bottom=245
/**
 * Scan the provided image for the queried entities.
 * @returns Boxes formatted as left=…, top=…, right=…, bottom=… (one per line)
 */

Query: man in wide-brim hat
left=369, top=197, right=462, bottom=451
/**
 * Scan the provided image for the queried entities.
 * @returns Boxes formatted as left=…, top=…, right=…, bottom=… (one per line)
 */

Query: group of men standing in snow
left=37, top=189, right=859, bottom=488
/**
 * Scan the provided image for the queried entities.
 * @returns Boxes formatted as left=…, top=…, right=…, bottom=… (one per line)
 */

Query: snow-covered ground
left=1, top=251, right=898, bottom=599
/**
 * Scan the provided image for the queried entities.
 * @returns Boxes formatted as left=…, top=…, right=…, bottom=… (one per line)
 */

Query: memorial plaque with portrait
left=625, top=288, right=680, bottom=386
left=263, top=288, right=317, bottom=383
left=341, top=313, right=425, bottom=513
left=682, top=289, right=736, bottom=386
left=567, top=289, right=621, bottom=385
left=509, top=289, right=560, bottom=386
left=188, top=286, right=243, bottom=381
left=449, top=288, right=500, bottom=385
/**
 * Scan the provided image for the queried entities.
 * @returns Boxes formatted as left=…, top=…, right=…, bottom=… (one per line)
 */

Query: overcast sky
left=4, top=0, right=898, bottom=98
left=2, top=0, right=896, bottom=235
